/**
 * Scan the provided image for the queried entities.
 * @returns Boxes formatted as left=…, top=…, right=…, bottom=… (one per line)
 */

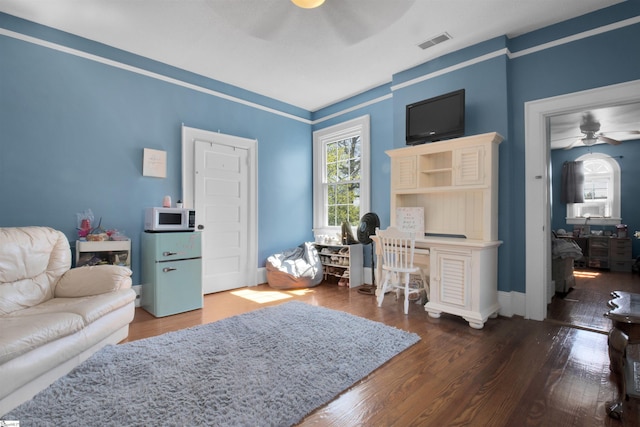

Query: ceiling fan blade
left=599, top=135, right=621, bottom=145
left=553, top=135, right=582, bottom=142
left=563, top=138, right=581, bottom=150
left=600, top=130, right=640, bottom=136
left=320, top=1, right=416, bottom=46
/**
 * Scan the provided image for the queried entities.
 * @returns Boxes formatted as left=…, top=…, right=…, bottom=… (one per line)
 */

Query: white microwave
left=145, top=207, right=196, bottom=232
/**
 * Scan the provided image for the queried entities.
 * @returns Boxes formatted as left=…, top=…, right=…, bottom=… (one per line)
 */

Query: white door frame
left=181, top=125, right=259, bottom=287
left=524, top=79, right=640, bottom=320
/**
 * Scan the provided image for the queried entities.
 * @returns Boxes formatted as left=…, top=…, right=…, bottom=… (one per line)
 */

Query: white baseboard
left=257, top=267, right=267, bottom=285
left=364, top=267, right=373, bottom=285
left=257, top=267, right=530, bottom=320
left=131, top=285, right=142, bottom=307
left=258, top=267, right=374, bottom=287
left=497, top=290, right=526, bottom=318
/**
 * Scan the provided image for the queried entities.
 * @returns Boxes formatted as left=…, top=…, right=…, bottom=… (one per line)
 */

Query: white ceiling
left=549, top=102, right=640, bottom=150
left=0, top=0, right=625, bottom=111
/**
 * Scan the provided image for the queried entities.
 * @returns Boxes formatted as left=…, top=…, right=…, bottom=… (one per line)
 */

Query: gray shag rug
left=5, top=301, right=420, bottom=426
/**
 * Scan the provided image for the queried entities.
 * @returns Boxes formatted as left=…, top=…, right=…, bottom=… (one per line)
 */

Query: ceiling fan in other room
left=563, top=112, right=639, bottom=150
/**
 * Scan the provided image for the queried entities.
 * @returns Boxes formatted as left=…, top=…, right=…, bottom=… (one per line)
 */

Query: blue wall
left=2, top=1, right=640, bottom=294
left=312, top=0, right=640, bottom=293
left=503, top=1, right=640, bottom=291
left=0, top=13, right=313, bottom=285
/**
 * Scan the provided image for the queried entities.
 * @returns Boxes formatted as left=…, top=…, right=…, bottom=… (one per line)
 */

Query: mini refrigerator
left=141, top=231, right=202, bottom=317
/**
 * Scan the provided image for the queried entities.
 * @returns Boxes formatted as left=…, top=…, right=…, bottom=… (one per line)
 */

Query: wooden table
left=604, top=291, right=640, bottom=419
left=606, top=291, right=640, bottom=339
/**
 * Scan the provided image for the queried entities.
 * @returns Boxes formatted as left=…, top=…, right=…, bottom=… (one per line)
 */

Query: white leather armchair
left=0, top=226, right=136, bottom=416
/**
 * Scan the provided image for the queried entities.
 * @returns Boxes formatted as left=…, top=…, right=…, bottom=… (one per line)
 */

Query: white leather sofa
left=0, top=226, right=136, bottom=415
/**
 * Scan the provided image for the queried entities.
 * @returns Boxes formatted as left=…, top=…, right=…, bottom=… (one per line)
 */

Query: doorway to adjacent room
left=524, top=79, right=640, bottom=321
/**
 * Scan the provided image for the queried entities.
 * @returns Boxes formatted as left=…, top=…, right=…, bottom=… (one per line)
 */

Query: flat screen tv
left=406, top=89, right=465, bottom=145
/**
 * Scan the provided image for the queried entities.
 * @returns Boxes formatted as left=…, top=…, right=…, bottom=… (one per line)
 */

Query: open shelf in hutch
left=419, top=151, right=453, bottom=187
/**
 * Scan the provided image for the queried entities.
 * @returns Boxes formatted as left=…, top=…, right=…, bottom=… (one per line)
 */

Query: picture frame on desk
left=396, top=207, right=424, bottom=236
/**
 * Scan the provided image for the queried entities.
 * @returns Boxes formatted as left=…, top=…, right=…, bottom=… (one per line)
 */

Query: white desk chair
left=376, top=226, right=426, bottom=314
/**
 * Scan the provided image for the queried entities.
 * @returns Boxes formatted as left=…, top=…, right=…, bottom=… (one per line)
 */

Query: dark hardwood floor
left=547, top=268, right=640, bottom=333
left=126, top=278, right=640, bottom=426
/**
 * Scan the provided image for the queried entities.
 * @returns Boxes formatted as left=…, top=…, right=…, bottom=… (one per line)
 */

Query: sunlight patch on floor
left=231, top=289, right=292, bottom=304
left=287, top=288, right=315, bottom=296
left=574, top=270, right=601, bottom=279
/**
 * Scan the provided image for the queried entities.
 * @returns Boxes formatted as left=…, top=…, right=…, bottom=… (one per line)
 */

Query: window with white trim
left=566, top=153, right=621, bottom=226
left=313, top=115, right=370, bottom=235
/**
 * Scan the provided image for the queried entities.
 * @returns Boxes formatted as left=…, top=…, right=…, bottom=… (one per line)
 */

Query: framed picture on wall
left=142, top=148, right=167, bottom=178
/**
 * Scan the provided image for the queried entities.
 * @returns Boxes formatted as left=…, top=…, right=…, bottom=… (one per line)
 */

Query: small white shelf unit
left=315, top=243, right=363, bottom=288
left=75, top=239, right=131, bottom=268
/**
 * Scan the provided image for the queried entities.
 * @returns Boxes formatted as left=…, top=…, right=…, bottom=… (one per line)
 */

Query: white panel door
left=195, top=140, right=249, bottom=294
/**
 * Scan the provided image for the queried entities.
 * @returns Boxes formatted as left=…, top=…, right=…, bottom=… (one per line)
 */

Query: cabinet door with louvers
left=432, top=248, right=471, bottom=310
left=454, top=145, right=485, bottom=186
left=391, top=156, right=417, bottom=189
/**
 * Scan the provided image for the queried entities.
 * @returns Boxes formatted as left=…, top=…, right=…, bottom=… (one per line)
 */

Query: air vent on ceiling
left=418, top=32, right=451, bottom=50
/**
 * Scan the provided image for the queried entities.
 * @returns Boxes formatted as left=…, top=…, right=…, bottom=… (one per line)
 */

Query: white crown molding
left=509, top=15, right=640, bottom=59
left=312, top=94, right=392, bottom=125
left=390, top=48, right=509, bottom=92
left=0, top=28, right=312, bottom=125
left=3, top=13, right=638, bottom=126
left=390, top=15, right=640, bottom=92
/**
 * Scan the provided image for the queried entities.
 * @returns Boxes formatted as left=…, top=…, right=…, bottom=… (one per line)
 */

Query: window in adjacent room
left=566, top=153, right=621, bottom=226
left=313, top=115, right=370, bottom=235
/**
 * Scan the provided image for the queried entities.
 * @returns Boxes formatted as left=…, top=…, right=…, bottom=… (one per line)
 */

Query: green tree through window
left=313, top=115, right=370, bottom=234
left=326, top=136, right=361, bottom=226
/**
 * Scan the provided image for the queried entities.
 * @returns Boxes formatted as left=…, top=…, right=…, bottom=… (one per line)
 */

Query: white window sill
left=565, top=217, right=621, bottom=226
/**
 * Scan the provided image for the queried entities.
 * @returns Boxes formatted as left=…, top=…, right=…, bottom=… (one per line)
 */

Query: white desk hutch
left=386, top=132, right=503, bottom=329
